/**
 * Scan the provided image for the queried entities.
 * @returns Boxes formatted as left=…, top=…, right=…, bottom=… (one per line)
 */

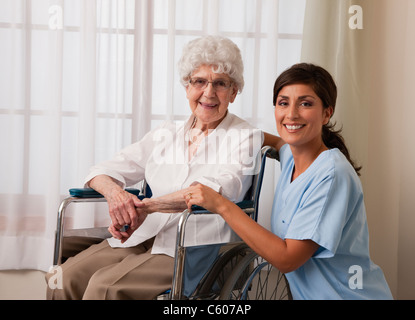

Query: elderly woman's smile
left=199, top=102, right=218, bottom=109
left=186, top=65, right=238, bottom=130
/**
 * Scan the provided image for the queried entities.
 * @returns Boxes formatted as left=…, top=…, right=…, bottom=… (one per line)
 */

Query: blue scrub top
left=271, top=145, right=393, bottom=300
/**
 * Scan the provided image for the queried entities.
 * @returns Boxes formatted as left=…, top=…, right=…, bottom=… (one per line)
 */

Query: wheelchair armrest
left=53, top=187, right=147, bottom=265
left=69, top=188, right=145, bottom=200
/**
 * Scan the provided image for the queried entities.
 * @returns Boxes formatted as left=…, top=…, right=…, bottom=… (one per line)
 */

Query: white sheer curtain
left=0, top=0, right=305, bottom=271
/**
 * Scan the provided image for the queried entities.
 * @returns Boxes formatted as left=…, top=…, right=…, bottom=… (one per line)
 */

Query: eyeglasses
left=189, top=77, right=233, bottom=91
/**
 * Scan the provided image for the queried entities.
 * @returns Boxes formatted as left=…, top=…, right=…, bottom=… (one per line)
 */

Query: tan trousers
left=45, top=237, right=175, bottom=300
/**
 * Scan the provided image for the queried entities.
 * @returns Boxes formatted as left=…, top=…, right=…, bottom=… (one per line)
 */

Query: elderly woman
left=46, top=35, right=263, bottom=300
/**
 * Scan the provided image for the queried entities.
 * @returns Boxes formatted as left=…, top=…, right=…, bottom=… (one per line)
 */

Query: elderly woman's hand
left=88, top=175, right=147, bottom=242
left=105, top=188, right=145, bottom=242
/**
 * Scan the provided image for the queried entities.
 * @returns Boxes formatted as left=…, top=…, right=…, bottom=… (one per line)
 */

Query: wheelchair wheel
left=191, top=242, right=253, bottom=299
left=219, top=251, right=292, bottom=300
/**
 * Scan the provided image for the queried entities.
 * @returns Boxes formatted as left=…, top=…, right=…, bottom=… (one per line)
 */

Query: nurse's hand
left=184, top=183, right=230, bottom=215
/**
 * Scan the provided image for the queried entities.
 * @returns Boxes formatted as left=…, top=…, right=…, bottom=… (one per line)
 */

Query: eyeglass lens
left=189, top=78, right=231, bottom=91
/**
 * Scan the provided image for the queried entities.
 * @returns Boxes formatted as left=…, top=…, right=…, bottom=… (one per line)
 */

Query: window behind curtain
left=0, top=0, right=305, bottom=195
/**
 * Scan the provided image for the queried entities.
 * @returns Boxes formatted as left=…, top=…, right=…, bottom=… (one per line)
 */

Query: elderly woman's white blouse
left=84, top=112, right=263, bottom=257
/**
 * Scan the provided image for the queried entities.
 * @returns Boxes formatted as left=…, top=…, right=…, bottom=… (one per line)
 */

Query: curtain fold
left=301, top=0, right=368, bottom=166
left=301, top=0, right=415, bottom=299
left=131, top=0, right=153, bottom=141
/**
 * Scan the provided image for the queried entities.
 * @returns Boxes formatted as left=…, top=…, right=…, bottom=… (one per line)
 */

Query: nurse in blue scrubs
left=184, top=63, right=393, bottom=299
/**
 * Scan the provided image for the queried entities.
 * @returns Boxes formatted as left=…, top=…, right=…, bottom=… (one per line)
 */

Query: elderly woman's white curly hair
left=178, top=35, right=244, bottom=93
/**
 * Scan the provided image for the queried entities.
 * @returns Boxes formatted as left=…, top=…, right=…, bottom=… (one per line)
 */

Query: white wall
left=363, top=0, right=415, bottom=299
left=301, top=0, right=415, bottom=299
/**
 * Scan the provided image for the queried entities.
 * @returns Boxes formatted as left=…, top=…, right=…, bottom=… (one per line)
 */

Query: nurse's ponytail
left=273, top=63, right=362, bottom=176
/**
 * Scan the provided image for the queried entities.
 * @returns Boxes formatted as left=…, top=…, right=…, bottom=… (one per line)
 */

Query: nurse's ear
left=323, top=106, right=334, bottom=125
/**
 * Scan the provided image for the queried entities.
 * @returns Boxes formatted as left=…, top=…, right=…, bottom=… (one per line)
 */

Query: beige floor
left=0, top=270, right=46, bottom=300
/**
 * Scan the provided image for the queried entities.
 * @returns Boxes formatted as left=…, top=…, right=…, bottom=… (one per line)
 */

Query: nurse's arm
left=214, top=199, right=319, bottom=274
left=185, top=183, right=319, bottom=274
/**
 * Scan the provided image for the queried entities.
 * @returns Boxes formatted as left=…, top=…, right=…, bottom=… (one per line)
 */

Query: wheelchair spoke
left=220, top=252, right=292, bottom=300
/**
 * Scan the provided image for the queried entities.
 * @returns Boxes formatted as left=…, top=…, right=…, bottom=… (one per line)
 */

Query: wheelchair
left=53, top=146, right=292, bottom=300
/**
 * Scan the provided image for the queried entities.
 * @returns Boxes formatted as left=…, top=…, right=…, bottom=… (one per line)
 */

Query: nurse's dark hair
left=273, top=63, right=362, bottom=176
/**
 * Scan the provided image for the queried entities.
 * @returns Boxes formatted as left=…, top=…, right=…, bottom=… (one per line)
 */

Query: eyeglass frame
left=188, top=77, right=234, bottom=92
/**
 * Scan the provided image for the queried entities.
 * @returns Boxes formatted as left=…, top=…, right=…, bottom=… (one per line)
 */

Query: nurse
left=184, top=63, right=393, bottom=299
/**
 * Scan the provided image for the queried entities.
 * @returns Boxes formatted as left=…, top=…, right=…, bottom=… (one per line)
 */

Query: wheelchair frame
left=52, top=146, right=288, bottom=300
left=170, top=146, right=277, bottom=299
left=53, top=182, right=151, bottom=266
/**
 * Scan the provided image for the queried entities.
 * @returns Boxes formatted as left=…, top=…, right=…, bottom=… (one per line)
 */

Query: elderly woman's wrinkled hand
left=105, top=189, right=145, bottom=242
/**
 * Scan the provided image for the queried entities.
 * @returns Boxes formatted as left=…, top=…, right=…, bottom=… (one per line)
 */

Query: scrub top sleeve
left=284, top=170, right=352, bottom=258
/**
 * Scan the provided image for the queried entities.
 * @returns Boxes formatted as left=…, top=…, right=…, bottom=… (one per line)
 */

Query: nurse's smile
left=284, top=124, right=305, bottom=132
